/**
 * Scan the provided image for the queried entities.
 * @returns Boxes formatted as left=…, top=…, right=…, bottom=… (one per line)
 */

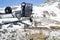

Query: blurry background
left=0, top=0, right=45, bottom=7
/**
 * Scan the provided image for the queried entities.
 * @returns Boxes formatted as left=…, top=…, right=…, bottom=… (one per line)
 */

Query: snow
left=32, top=2, right=60, bottom=27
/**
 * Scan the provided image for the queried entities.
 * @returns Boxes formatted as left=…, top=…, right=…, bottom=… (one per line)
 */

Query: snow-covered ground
left=32, top=2, right=60, bottom=27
